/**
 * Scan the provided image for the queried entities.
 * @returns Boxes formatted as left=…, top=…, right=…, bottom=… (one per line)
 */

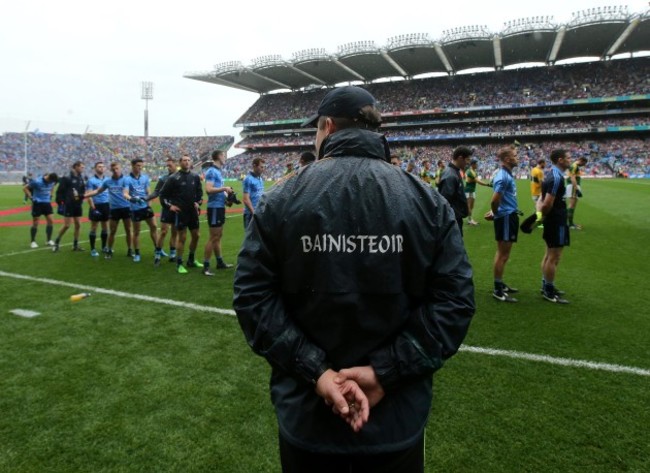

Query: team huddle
left=23, top=150, right=266, bottom=275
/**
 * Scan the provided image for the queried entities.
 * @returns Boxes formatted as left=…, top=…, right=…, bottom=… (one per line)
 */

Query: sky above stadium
left=1, top=0, right=648, bottom=150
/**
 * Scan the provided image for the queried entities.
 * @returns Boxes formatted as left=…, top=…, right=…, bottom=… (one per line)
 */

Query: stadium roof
left=185, top=6, right=650, bottom=94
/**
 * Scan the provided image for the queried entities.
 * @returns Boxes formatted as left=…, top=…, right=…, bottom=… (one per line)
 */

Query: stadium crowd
left=0, top=133, right=233, bottom=178
left=236, top=58, right=650, bottom=123
left=227, top=138, right=649, bottom=181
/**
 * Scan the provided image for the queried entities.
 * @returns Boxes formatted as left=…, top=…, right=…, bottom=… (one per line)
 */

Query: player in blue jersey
left=485, top=145, right=520, bottom=302
left=242, top=157, right=265, bottom=228
left=123, top=158, right=159, bottom=263
left=23, top=172, right=58, bottom=248
left=85, top=161, right=132, bottom=259
left=202, top=150, right=235, bottom=275
left=86, top=162, right=110, bottom=257
left=539, top=149, right=571, bottom=304
left=145, top=157, right=177, bottom=265
left=52, top=161, right=86, bottom=252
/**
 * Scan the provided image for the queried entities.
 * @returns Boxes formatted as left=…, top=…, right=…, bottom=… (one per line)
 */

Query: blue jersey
left=542, top=165, right=567, bottom=214
left=100, top=175, right=130, bottom=209
left=492, top=167, right=518, bottom=217
left=204, top=165, right=225, bottom=209
left=123, top=173, right=151, bottom=211
left=29, top=176, right=55, bottom=203
left=87, top=175, right=109, bottom=205
left=243, top=172, right=264, bottom=216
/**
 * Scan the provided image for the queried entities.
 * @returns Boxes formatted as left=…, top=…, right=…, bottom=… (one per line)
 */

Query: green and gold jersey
left=464, top=168, right=477, bottom=192
left=566, top=162, right=582, bottom=185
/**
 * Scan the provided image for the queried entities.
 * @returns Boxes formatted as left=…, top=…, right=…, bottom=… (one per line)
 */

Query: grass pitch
left=1, top=178, right=649, bottom=472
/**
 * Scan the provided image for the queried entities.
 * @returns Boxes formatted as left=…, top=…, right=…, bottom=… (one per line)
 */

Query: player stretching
left=24, top=172, right=58, bottom=248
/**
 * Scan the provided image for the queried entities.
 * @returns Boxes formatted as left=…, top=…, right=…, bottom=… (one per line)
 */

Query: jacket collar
left=319, top=128, right=390, bottom=162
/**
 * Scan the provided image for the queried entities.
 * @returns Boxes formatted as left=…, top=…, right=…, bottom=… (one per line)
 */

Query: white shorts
left=565, top=184, right=581, bottom=199
left=465, top=192, right=476, bottom=199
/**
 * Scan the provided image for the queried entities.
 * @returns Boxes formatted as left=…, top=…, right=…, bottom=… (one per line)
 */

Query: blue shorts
left=494, top=212, right=519, bottom=242
left=32, top=202, right=53, bottom=217
left=110, top=207, right=131, bottom=222
left=89, top=203, right=110, bottom=222
left=207, top=207, right=226, bottom=228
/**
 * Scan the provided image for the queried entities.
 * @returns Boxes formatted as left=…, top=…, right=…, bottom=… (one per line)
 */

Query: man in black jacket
left=438, top=146, right=472, bottom=236
left=233, top=86, right=475, bottom=473
left=159, top=155, right=203, bottom=274
left=52, top=161, right=86, bottom=252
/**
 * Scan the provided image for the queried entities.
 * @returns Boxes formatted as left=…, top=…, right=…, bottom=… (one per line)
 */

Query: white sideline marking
left=0, top=270, right=235, bottom=317
left=460, top=345, right=650, bottom=377
left=9, top=308, right=41, bottom=318
left=1, top=270, right=648, bottom=378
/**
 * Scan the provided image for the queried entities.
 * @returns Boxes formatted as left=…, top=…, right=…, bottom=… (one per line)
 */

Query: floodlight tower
left=141, top=81, right=153, bottom=157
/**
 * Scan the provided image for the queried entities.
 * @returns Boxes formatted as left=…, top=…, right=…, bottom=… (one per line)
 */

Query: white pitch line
left=460, top=345, right=650, bottom=377
left=0, top=270, right=235, bottom=316
left=1, top=269, right=648, bottom=378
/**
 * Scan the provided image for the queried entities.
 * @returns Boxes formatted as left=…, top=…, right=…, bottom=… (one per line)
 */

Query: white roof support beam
left=606, top=18, right=640, bottom=57
left=332, top=60, right=366, bottom=81
left=381, top=51, right=408, bottom=77
left=434, top=44, right=454, bottom=73
left=548, top=27, right=566, bottom=63
left=493, top=36, right=503, bottom=69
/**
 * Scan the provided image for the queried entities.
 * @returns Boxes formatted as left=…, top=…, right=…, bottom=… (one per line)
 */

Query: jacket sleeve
left=368, top=206, right=475, bottom=391
left=233, top=198, right=330, bottom=384
left=194, top=175, right=203, bottom=204
left=158, top=176, right=176, bottom=207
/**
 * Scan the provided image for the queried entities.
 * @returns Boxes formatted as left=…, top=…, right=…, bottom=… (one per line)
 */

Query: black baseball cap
left=302, top=86, right=376, bottom=127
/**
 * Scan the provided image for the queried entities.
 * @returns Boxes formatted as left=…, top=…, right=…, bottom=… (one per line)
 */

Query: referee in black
left=438, top=146, right=472, bottom=236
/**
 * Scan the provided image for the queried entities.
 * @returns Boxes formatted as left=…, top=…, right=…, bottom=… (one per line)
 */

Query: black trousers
left=279, top=433, right=425, bottom=473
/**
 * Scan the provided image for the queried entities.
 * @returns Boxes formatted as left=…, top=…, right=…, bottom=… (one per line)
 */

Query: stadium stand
left=0, top=134, right=234, bottom=182
left=185, top=7, right=650, bottom=180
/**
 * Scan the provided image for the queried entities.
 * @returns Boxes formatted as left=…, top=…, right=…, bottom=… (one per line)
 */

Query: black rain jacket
left=233, top=128, right=475, bottom=454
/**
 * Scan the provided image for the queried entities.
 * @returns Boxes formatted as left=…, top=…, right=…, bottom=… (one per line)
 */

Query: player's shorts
left=565, top=184, right=582, bottom=199
left=110, top=207, right=131, bottom=221
left=131, top=207, right=155, bottom=222
left=173, top=210, right=199, bottom=231
left=207, top=207, right=226, bottom=228
left=88, top=202, right=110, bottom=222
left=160, top=207, right=174, bottom=225
left=465, top=191, right=476, bottom=199
left=60, top=201, right=83, bottom=218
left=543, top=213, right=570, bottom=248
left=32, top=202, right=53, bottom=217
left=493, top=212, right=519, bottom=242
